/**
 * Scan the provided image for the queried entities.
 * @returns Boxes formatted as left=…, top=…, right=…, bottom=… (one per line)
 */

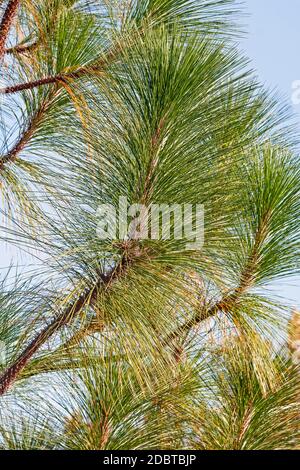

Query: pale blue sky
left=243, top=0, right=300, bottom=110
left=241, top=0, right=300, bottom=305
left=1, top=1, right=300, bottom=305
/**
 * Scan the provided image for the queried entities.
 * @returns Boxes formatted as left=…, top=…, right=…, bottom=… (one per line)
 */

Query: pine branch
left=4, top=109, right=168, bottom=376
left=0, top=254, right=133, bottom=395
left=0, top=0, right=21, bottom=60
left=0, top=44, right=119, bottom=169
left=0, top=93, right=56, bottom=171
left=5, top=40, right=38, bottom=55
left=43, top=118, right=168, bottom=354
left=0, top=44, right=120, bottom=94
left=165, top=213, right=270, bottom=344
left=141, top=116, right=165, bottom=203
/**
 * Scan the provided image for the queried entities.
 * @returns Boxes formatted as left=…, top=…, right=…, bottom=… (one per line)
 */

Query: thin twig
left=0, top=94, right=55, bottom=171
left=165, top=213, right=271, bottom=344
left=0, top=46, right=119, bottom=94
left=5, top=40, right=38, bottom=55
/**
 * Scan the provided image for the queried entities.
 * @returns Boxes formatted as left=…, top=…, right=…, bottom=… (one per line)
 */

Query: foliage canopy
left=0, top=0, right=299, bottom=450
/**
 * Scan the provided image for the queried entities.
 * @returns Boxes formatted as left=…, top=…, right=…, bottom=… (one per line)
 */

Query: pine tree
left=0, top=0, right=299, bottom=450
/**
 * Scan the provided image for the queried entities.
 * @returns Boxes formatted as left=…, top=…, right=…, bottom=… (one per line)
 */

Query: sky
left=243, top=0, right=300, bottom=108
left=1, top=1, right=300, bottom=305
left=241, top=0, right=300, bottom=305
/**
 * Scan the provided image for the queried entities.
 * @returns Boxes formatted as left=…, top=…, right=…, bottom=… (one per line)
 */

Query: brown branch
left=165, top=294, right=235, bottom=345
left=54, top=119, right=167, bottom=350
left=0, top=254, right=134, bottom=395
left=165, top=213, right=271, bottom=345
left=165, top=275, right=253, bottom=345
left=0, top=289, right=91, bottom=395
left=0, top=46, right=120, bottom=94
left=5, top=40, right=38, bottom=55
left=136, top=116, right=166, bottom=206
left=1, top=73, right=69, bottom=94
left=0, top=91, right=57, bottom=171
left=0, top=0, right=21, bottom=60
